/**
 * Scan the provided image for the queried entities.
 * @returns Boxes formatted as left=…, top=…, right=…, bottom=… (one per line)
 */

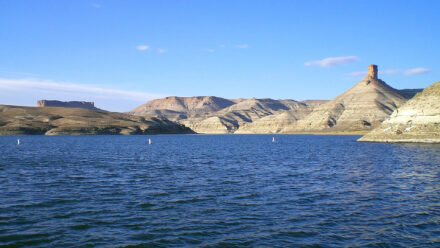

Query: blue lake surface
left=0, top=134, right=440, bottom=247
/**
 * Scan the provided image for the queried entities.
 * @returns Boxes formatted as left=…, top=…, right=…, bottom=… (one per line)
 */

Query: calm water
left=0, top=135, right=439, bottom=247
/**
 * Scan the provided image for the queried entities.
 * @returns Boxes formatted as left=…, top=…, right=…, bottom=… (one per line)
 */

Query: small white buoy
left=272, top=137, right=275, bottom=143
left=17, top=139, right=20, bottom=145
left=148, top=138, right=152, bottom=145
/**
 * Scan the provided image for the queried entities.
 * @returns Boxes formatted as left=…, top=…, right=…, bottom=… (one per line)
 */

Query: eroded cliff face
left=359, top=81, right=440, bottom=143
left=129, top=96, right=236, bottom=120
left=130, top=97, right=312, bottom=133
left=235, top=110, right=311, bottom=134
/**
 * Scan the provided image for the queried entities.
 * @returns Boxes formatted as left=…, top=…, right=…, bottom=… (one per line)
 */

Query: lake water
left=1, top=135, right=439, bottom=247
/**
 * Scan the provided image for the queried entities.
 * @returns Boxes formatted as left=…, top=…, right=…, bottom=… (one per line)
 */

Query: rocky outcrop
left=0, top=105, right=193, bottom=135
left=37, top=100, right=101, bottom=110
left=276, top=65, right=409, bottom=133
left=358, top=81, right=440, bottom=143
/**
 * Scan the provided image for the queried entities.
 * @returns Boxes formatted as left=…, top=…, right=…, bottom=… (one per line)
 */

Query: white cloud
left=404, top=67, right=430, bottom=75
left=0, top=78, right=166, bottom=112
left=305, top=56, right=359, bottom=67
left=157, top=48, right=166, bottom=53
left=136, top=45, right=149, bottom=51
left=92, top=3, right=101, bottom=8
left=235, top=44, right=249, bottom=49
left=347, top=67, right=430, bottom=78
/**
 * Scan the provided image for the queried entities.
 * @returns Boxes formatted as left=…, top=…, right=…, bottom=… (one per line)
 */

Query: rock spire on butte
left=367, top=64, right=378, bottom=79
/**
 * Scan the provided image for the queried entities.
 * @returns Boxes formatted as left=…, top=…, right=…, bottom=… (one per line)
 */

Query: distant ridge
left=398, top=89, right=423, bottom=99
left=129, top=96, right=235, bottom=119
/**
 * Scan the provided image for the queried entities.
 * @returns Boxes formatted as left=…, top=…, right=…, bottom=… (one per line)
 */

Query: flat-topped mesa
left=368, top=64, right=378, bottom=79
left=37, top=100, right=99, bottom=110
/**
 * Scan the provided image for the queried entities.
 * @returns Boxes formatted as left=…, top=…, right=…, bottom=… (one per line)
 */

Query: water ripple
left=0, top=135, right=440, bottom=247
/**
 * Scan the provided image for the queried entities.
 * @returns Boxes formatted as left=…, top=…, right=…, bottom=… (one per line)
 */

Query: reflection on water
left=0, top=135, right=439, bottom=247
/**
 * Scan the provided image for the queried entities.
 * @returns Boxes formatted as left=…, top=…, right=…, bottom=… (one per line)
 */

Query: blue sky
left=1, top=0, right=439, bottom=111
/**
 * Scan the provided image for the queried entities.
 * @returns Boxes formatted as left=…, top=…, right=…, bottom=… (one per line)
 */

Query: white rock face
left=131, top=97, right=311, bottom=133
left=359, top=81, right=440, bottom=143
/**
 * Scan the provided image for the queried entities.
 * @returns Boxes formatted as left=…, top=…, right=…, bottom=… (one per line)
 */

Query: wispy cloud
left=0, top=71, right=41, bottom=77
left=404, top=67, right=430, bottom=75
left=347, top=67, right=430, bottom=78
left=235, top=44, right=249, bottom=49
left=157, top=48, right=166, bottom=54
left=305, top=56, right=358, bottom=67
left=136, top=45, right=149, bottom=51
left=0, top=78, right=166, bottom=111
left=92, top=3, right=101, bottom=8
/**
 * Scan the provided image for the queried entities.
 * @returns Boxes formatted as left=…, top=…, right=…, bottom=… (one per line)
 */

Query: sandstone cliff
left=0, top=105, right=193, bottom=135
left=358, top=81, right=440, bottom=143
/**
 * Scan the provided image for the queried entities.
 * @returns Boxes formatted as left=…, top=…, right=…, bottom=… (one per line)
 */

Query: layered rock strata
left=131, top=97, right=312, bottom=133
left=130, top=65, right=418, bottom=134
left=358, top=81, right=440, bottom=143
left=276, top=65, right=409, bottom=133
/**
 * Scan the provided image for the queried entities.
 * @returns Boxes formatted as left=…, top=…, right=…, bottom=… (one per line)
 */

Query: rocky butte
left=237, top=65, right=414, bottom=133
left=37, top=100, right=101, bottom=111
left=359, top=80, right=440, bottom=143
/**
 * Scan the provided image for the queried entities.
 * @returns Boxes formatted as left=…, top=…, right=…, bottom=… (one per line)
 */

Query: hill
left=358, top=81, right=440, bottom=143
left=278, top=65, right=408, bottom=133
left=0, top=105, right=193, bottom=135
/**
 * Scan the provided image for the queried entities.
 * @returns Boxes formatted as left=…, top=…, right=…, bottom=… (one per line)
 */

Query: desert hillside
left=359, top=81, right=440, bottom=143
left=0, top=105, right=193, bottom=135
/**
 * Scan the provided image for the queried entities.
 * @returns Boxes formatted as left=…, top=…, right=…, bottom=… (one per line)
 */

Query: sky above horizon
left=1, top=0, right=439, bottom=111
